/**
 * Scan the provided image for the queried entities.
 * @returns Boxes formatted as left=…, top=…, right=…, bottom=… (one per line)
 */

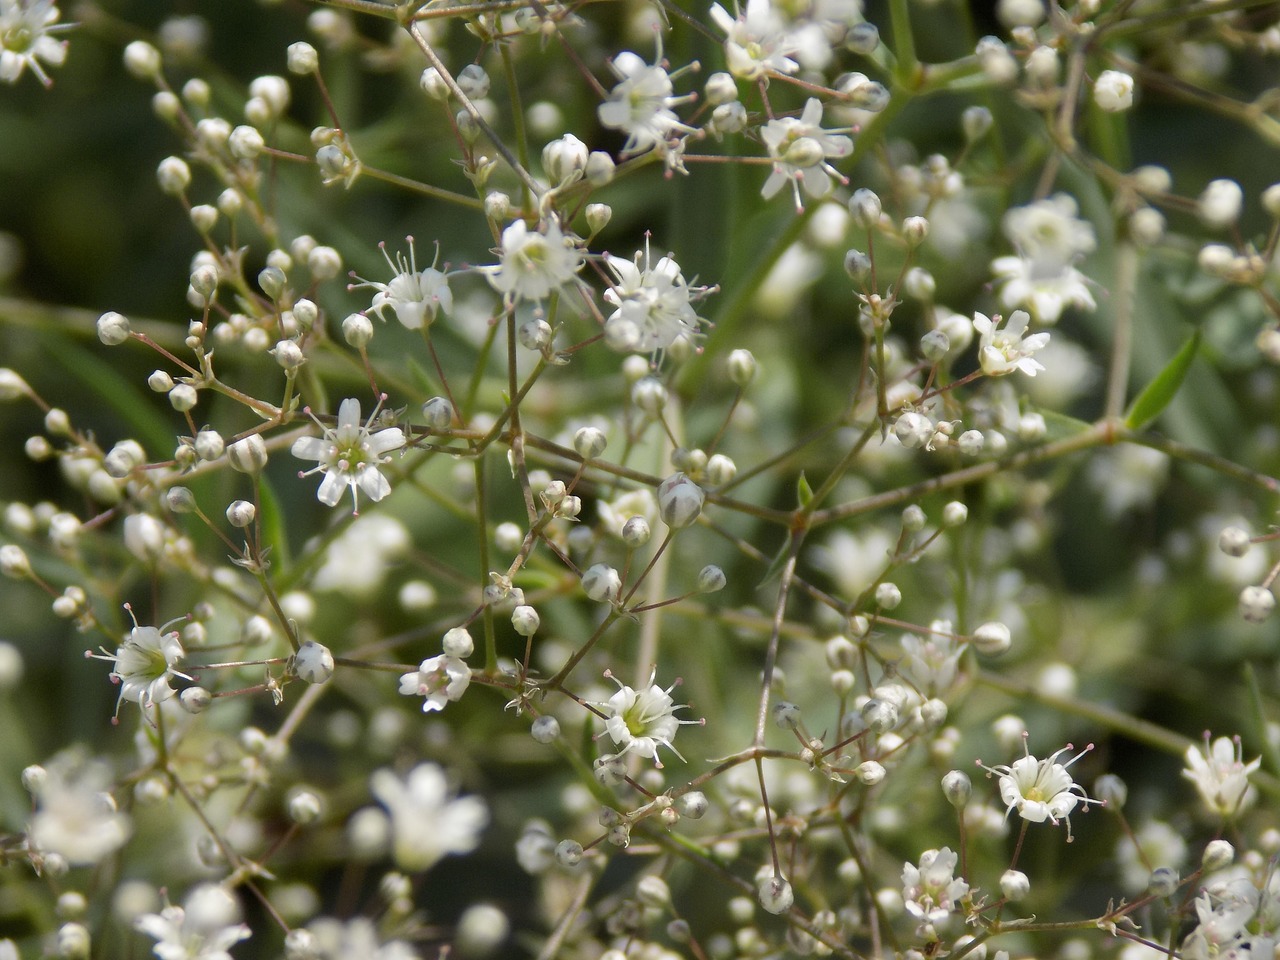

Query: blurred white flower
left=370, top=763, right=488, bottom=872
left=134, top=884, right=250, bottom=960
left=0, top=0, right=69, bottom=87
left=27, top=750, right=131, bottom=865
left=991, top=195, right=1097, bottom=323
left=306, top=917, right=421, bottom=960
left=312, top=513, right=411, bottom=599
left=1182, top=734, right=1259, bottom=818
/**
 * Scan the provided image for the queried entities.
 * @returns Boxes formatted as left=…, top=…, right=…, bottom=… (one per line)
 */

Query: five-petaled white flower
left=398, top=654, right=471, bottom=712
left=709, top=0, right=798, bottom=80
left=973, top=310, right=1050, bottom=377
left=978, top=737, right=1101, bottom=841
left=603, top=237, right=713, bottom=354
left=134, top=884, right=251, bottom=960
left=87, top=606, right=190, bottom=722
left=598, top=668, right=699, bottom=767
left=759, top=98, right=853, bottom=211
left=484, top=217, right=585, bottom=304
left=902, top=846, right=969, bottom=931
left=370, top=762, right=488, bottom=872
left=27, top=750, right=132, bottom=866
left=597, top=46, right=697, bottom=158
left=1182, top=732, right=1260, bottom=818
left=0, top=0, right=70, bottom=88
left=350, top=236, right=452, bottom=330
left=292, top=397, right=406, bottom=512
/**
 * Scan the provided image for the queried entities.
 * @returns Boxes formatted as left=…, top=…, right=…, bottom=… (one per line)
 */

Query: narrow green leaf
left=257, top=473, right=290, bottom=573
left=796, top=471, right=814, bottom=509
left=1125, top=331, right=1200, bottom=430
left=1039, top=409, right=1093, bottom=442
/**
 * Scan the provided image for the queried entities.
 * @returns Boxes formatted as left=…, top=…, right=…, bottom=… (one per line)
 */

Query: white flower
left=369, top=763, right=488, bottom=872
left=1094, top=69, right=1134, bottom=112
left=978, top=739, right=1100, bottom=840
left=312, top=513, right=410, bottom=599
left=991, top=194, right=1097, bottom=323
left=398, top=654, right=471, bottom=712
left=0, top=0, right=69, bottom=88
left=1182, top=733, right=1260, bottom=818
left=597, top=47, right=697, bottom=158
left=306, top=917, right=422, bottom=960
left=973, top=310, right=1050, bottom=377
left=760, top=98, right=853, bottom=211
left=134, top=884, right=251, bottom=960
left=709, top=0, right=798, bottom=80
left=902, top=847, right=969, bottom=929
left=350, top=237, right=452, bottom=330
left=598, top=669, right=698, bottom=767
left=27, top=750, right=131, bottom=865
left=292, top=397, right=406, bottom=511
left=602, top=238, right=712, bottom=353
left=88, top=609, right=190, bottom=720
left=899, top=620, right=964, bottom=696
left=484, top=217, right=584, bottom=304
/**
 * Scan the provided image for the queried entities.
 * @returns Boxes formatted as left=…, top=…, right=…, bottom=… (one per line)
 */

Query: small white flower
left=598, top=668, right=698, bottom=767
left=398, top=654, right=471, bottom=712
left=0, top=0, right=69, bottom=88
left=134, top=884, right=251, bottom=960
left=1182, top=733, right=1260, bottom=818
left=902, top=847, right=969, bottom=929
left=484, top=217, right=584, bottom=304
left=597, top=46, right=697, bottom=158
left=973, top=310, right=1050, bottom=377
left=27, top=750, right=131, bottom=866
left=603, top=238, right=712, bottom=354
left=87, top=608, right=190, bottom=720
left=292, top=397, right=406, bottom=512
left=349, top=236, right=452, bottom=330
left=709, top=0, right=799, bottom=80
left=370, top=762, right=488, bottom=872
left=978, top=738, right=1101, bottom=840
left=991, top=195, right=1097, bottom=323
left=760, top=98, right=853, bottom=211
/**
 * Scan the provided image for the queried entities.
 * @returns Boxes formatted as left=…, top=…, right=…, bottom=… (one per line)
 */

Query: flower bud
left=726, top=349, right=757, bottom=386
left=848, top=188, right=882, bottom=227
left=292, top=641, right=334, bottom=684
left=581, top=564, right=622, bottom=603
left=941, top=770, right=971, bottom=808
left=97, top=311, right=131, bottom=346
left=457, top=63, right=490, bottom=98
left=518, top=317, right=552, bottom=352
left=190, top=204, right=219, bottom=233
left=757, top=875, right=794, bottom=915
left=1000, top=869, right=1031, bottom=901
left=168, top=384, right=198, bottom=411
left=180, top=686, right=212, bottom=713
left=875, top=582, right=901, bottom=609
left=288, top=788, right=323, bottom=825
left=585, top=202, right=612, bottom=233
left=422, top=396, right=453, bottom=431
left=631, top=377, right=668, bottom=414
left=1203, top=839, right=1234, bottom=871
left=124, top=40, right=163, bottom=80
left=855, top=760, right=886, bottom=784
left=902, top=504, right=926, bottom=532
left=861, top=697, right=897, bottom=733
left=555, top=839, right=584, bottom=866
left=942, top=501, right=968, bottom=527
left=658, top=473, right=704, bottom=529
left=420, top=67, right=449, bottom=100
left=0, top=368, right=30, bottom=400
left=585, top=152, right=615, bottom=187
left=1198, top=179, right=1243, bottom=229
left=971, top=621, right=1011, bottom=654
left=704, top=71, right=737, bottom=105
left=1219, top=526, right=1251, bottom=558
left=542, top=133, right=589, bottom=185
left=287, top=41, right=319, bottom=75
left=573, top=426, right=607, bottom=459
left=622, top=516, right=651, bottom=547
left=227, top=434, right=268, bottom=473
left=226, top=500, right=256, bottom=527
left=156, top=156, right=191, bottom=195
left=531, top=715, right=559, bottom=743
left=258, top=266, right=286, bottom=300
left=442, top=626, right=474, bottom=659
left=0, top=544, right=32, bottom=579
left=1148, top=866, right=1179, bottom=898
left=511, top=605, right=540, bottom=636
left=229, top=124, right=265, bottom=160
left=1239, top=585, right=1275, bottom=623
left=902, top=217, right=929, bottom=246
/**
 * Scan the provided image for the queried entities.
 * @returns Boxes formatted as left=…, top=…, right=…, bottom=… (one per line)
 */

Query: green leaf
left=1124, top=331, right=1200, bottom=430
left=1039, top=409, right=1093, bottom=442
left=256, top=473, right=290, bottom=573
left=796, top=471, right=813, bottom=509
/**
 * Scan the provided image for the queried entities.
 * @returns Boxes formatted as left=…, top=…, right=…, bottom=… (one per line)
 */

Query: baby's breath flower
left=399, top=655, right=470, bottom=713
left=87, top=607, right=191, bottom=721
left=597, top=46, right=697, bottom=158
left=603, top=239, right=712, bottom=354
left=370, top=762, right=487, bottom=872
left=291, top=397, right=406, bottom=512
left=1094, top=70, right=1134, bottom=112
left=902, top=847, right=969, bottom=930
left=484, top=217, right=584, bottom=304
left=0, top=0, right=69, bottom=87
left=760, top=99, right=853, bottom=211
left=973, top=311, right=1049, bottom=377
left=135, top=885, right=251, bottom=960
left=710, top=0, right=798, bottom=80
left=977, top=738, right=1102, bottom=840
left=351, top=237, right=452, bottom=331
left=598, top=668, right=698, bottom=767
left=1182, top=733, right=1260, bottom=818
